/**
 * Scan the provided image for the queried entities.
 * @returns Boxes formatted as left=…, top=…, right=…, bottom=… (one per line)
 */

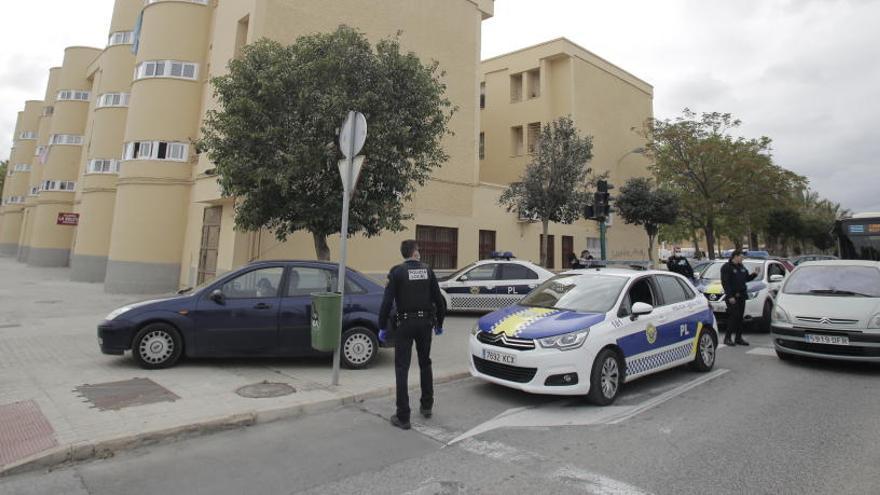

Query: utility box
left=311, top=292, right=342, bottom=352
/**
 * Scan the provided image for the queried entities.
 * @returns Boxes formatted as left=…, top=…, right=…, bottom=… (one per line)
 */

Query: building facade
left=0, top=0, right=655, bottom=294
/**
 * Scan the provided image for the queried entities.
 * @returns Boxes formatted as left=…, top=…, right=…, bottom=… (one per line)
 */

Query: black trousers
left=394, top=319, right=433, bottom=422
left=725, top=295, right=746, bottom=340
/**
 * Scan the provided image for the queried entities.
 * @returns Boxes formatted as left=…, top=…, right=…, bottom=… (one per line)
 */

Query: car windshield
left=701, top=261, right=763, bottom=281
left=783, top=265, right=880, bottom=297
left=519, top=274, right=627, bottom=313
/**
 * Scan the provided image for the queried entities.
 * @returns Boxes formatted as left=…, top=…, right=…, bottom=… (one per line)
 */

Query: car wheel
left=132, top=323, right=183, bottom=370
left=341, top=326, right=378, bottom=370
left=776, top=349, right=796, bottom=362
left=587, top=349, right=623, bottom=406
left=690, top=327, right=717, bottom=372
left=760, top=300, right=773, bottom=333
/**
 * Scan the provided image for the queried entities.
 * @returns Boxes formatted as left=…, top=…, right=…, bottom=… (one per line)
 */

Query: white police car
left=469, top=268, right=718, bottom=405
left=439, top=252, right=554, bottom=312
left=695, top=259, right=788, bottom=331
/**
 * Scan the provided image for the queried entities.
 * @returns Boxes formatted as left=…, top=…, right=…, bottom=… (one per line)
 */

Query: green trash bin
left=311, top=292, right=342, bottom=352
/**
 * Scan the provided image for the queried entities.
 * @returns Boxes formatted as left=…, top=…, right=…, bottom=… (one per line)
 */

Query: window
left=479, top=82, right=486, bottom=108
left=108, top=31, right=135, bottom=46
left=49, top=134, right=84, bottom=145
left=677, top=279, right=696, bottom=299
left=87, top=159, right=121, bottom=174
left=29, top=187, right=39, bottom=196
left=13, top=163, right=31, bottom=172
left=478, top=229, right=496, bottom=260
left=479, top=132, right=485, bottom=160
left=526, top=69, right=541, bottom=99
left=96, top=93, right=130, bottom=108
left=287, top=267, right=336, bottom=296
left=527, top=122, right=541, bottom=154
left=586, top=237, right=600, bottom=254
left=511, top=126, right=524, bottom=156
left=18, top=131, right=37, bottom=140
left=40, top=180, right=76, bottom=192
left=768, top=263, right=786, bottom=279
left=655, top=275, right=689, bottom=305
left=2, top=196, right=25, bottom=205
left=501, top=264, right=539, bottom=280
left=416, top=225, right=458, bottom=270
left=220, top=267, right=284, bottom=299
left=521, top=274, right=627, bottom=314
left=235, top=15, right=250, bottom=59
left=539, top=234, right=555, bottom=269
left=510, top=73, right=523, bottom=102
left=42, top=106, right=54, bottom=117
left=56, top=90, right=90, bottom=101
left=134, top=60, right=199, bottom=81
left=463, top=264, right=498, bottom=281
left=619, top=278, right=656, bottom=317
left=123, top=141, right=189, bottom=162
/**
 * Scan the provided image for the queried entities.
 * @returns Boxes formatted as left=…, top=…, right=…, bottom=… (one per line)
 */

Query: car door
left=767, top=262, right=787, bottom=293
left=652, top=275, right=700, bottom=352
left=278, top=265, right=339, bottom=355
left=614, top=276, right=666, bottom=378
left=195, top=266, right=284, bottom=356
left=496, top=263, right=541, bottom=307
left=447, top=263, right=500, bottom=311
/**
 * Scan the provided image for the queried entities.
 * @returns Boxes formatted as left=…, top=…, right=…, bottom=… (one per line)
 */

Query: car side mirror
left=458, top=275, right=469, bottom=282
left=210, top=289, right=226, bottom=305
left=770, top=274, right=784, bottom=283
left=630, top=302, right=654, bottom=320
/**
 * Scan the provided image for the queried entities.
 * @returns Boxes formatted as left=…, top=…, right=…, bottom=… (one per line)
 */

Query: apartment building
left=1, top=0, right=655, bottom=294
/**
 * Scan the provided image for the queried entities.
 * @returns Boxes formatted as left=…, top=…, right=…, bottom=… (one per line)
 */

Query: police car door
left=615, top=276, right=668, bottom=380
left=496, top=263, right=541, bottom=308
left=449, top=263, right=500, bottom=311
left=652, top=275, right=702, bottom=363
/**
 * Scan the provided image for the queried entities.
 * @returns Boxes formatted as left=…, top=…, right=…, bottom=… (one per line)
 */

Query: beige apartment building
left=1, top=0, right=654, bottom=294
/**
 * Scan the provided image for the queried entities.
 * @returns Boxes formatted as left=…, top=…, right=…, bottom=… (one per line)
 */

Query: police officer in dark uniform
left=721, top=250, right=757, bottom=346
left=378, top=240, right=446, bottom=430
left=666, top=246, right=695, bottom=281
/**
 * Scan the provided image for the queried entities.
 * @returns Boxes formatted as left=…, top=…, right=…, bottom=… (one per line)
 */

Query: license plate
left=481, top=348, right=516, bottom=365
left=805, top=334, right=850, bottom=346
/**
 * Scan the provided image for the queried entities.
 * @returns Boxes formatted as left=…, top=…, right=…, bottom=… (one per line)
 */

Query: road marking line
left=607, top=368, right=729, bottom=424
left=553, top=466, right=654, bottom=495
left=746, top=347, right=777, bottom=357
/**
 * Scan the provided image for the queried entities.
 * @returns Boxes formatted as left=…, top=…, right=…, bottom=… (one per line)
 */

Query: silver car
left=771, top=260, right=880, bottom=362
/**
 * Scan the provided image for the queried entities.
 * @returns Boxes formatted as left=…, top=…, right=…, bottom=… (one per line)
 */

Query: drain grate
left=74, top=377, right=180, bottom=411
left=0, top=400, right=58, bottom=467
left=236, top=382, right=296, bottom=399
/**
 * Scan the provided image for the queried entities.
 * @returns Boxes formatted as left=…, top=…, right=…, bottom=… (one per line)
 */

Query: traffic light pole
left=599, top=219, right=607, bottom=260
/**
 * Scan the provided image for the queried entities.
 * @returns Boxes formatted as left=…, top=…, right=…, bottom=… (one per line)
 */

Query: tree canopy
left=615, top=177, right=679, bottom=266
left=199, top=26, right=454, bottom=260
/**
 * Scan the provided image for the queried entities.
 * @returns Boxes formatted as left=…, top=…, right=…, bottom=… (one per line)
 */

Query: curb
left=0, top=370, right=472, bottom=479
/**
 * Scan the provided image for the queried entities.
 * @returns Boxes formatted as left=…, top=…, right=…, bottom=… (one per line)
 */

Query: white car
left=771, top=260, right=880, bottom=362
left=439, top=255, right=554, bottom=312
left=469, top=268, right=718, bottom=405
left=695, top=258, right=789, bottom=331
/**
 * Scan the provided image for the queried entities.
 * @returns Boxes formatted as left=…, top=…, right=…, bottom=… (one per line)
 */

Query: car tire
left=776, top=349, right=796, bottom=362
left=341, top=326, right=378, bottom=370
left=759, top=300, right=773, bottom=333
left=690, top=327, right=717, bottom=372
left=587, top=348, right=623, bottom=406
left=132, top=323, right=183, bottom=370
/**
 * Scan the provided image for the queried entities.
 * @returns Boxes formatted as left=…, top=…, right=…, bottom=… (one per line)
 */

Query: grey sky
left=3, top=0, right=878, bottom=213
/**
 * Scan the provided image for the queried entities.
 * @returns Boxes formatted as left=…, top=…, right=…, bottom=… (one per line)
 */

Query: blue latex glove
left=434, top=327, right=444, bottom=336
left=378, top=329, right=388, bottom=344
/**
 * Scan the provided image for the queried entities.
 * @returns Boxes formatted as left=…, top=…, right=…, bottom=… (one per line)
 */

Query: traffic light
left=584, top=204, right=595, bottom=219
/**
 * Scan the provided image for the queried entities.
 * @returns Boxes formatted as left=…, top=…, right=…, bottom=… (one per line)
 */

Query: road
left=4, top=332, right=880, bottom=495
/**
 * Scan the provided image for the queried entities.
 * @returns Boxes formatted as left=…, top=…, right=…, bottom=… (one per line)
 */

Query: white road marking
left=607, top=368, right=729, bottom=424
left=553, top=466, right=654, bottom=495
left=746, top=347, right=777, bottom=357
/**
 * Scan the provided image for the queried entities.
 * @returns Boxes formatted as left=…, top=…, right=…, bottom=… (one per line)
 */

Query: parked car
left=721, top=249, right=770, bottom=259
left=771, top=260, right=880, bottom=362
left=99, top=260, right=385, bottom=369
left=469, top=268, right=718, bottom=405
left=770, top=256, right=796, bottom=272
left=695, top=258, right=789, bottom=331
left=791, top=254, right=839, bottom=266
left=439, top=253, right=554, bottom=312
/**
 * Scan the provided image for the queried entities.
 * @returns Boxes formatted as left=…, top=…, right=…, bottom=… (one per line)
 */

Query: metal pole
left=600, top=219, right=607, bottom=261
left=332, top=112, right=357, bottom=386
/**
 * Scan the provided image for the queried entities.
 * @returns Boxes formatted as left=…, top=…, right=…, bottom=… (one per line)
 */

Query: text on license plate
left=805, top=334, right=849, bottom=346
left=482, top=348, right=516, bottom=365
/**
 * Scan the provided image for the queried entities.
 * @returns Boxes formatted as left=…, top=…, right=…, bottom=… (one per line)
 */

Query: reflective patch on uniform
left=490, top=307, right=559, bottom=338
left=408, top=269, right=428, bottom=280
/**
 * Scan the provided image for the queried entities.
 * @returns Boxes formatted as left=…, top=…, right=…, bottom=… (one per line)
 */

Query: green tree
left=498, top=117, right=595, bottom=268
left=0, top=160, right=7, bottom=196
left=615, top=177, right=679, bottom=266
left=199, top=26, right=454, bottom=260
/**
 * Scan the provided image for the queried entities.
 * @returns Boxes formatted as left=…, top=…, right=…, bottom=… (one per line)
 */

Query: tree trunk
left=647, top=234, right=655, bottom=270
left=541, top=219, right=549, bottom=268
left=750, top=231, right=759, bottom=250
left=705, top=220, right=717, bottom=260
left=313, top=233, right=331, bottom=261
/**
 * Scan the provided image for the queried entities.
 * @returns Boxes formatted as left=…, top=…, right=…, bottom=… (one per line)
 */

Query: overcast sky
left=2, top=0, right=877, bottom=213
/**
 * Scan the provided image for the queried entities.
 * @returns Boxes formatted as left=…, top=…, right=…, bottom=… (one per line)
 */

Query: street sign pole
left=332, top=111, right=367, bottom=387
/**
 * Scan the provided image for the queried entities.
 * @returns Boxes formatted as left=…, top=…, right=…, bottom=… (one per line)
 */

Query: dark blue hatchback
left=98, top=260, right=386, bottom=370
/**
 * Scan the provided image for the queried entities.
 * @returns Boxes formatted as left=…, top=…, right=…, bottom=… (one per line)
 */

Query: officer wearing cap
left=721, top=249, right=758, bottom=346
left=378, top=239, right=446, bottom=430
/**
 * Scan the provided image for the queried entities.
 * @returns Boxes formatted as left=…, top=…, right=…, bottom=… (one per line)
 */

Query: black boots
left=390, top=415, right=411, bottom=430
left=724, top=335, right=735, bottom=346
left=735, top=338, right=750, bottom=346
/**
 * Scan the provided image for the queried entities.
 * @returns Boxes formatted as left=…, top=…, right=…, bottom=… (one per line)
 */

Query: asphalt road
left=4, top=332, right=880, bottom=495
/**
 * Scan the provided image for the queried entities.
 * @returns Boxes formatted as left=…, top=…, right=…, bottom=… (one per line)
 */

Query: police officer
left=378, top=240, right=446, bottom=430
left=721, top=249, right=758, bottom=346
left=666, top=246, right=695, bottom=281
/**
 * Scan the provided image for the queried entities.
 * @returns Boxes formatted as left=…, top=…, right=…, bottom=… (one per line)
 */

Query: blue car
left=98, top=260, right=385, bottom=370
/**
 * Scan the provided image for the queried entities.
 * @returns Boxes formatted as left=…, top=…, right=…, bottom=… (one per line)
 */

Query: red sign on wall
left=56, top=213, right=79, bottom=226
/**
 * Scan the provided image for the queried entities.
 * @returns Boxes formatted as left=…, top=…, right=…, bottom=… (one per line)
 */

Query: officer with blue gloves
left=378, top=239, right=446, bottom=430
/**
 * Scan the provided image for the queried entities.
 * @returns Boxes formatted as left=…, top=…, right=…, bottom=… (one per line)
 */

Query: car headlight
left=538, top=329, right=590, bottom=351
left=705, top=293, right=721, bottom=302
left=106, top=306, right=134, bottom=321
left=746, top=291, right=760, bottom=300
left=471, top=323, right=481, bottom=336
left=868, top=313, right=880, bottom=329
left=771, top=305, right=790, bottom=324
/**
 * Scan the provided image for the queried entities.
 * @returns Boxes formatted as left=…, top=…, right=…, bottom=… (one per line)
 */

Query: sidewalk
left=0, top=256, right=475, bottom=477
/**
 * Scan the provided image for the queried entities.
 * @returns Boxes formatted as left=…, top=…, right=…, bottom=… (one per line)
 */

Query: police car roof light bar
left=489, top=251, right=515, bottom=260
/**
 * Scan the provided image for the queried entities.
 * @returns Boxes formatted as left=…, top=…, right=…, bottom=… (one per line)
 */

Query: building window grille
left=56, top=90, right=90, bottom=102
left=29, top=187, right=39, bottom=196
left=40, top=180, right=76, bottom=192
left=511, top=126, right=524, bottom=156
left=480, top=82, right=486, bottom=109
left=526, top=69, right=541, bottom=99
left=18, top=131, right=38, bottom=140
left=527, top=122, right=541, bottom=154
left=416, top=225, right=458, bottom=270
left=96, top=93, right=130, bottom=108
left=42, top=106, right=54, bottom=116
left=2, top=196, right=26, bottom=205
left=479, top=132, right=485, bottom=160
left=49, top=134, right=84, bottom=146
left=13, top=163, right=31, bottom=172
left=478, top=230, right=496, bottom=260
left=108, top=31, right=135, bottom=46
left=134, top=60, right=199, bottom=81
left=510, top=73, right=523, bottom=102
left=123, top=141, right=189, bottom=162
left=87, top=159, right=121, bottom=174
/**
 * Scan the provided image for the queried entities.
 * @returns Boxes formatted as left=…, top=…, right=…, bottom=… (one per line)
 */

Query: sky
left=2, top=0, right=878, bottom=213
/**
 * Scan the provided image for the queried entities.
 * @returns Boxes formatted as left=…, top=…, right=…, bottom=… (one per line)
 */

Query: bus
left=836, top=212, right=880, bottom=261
